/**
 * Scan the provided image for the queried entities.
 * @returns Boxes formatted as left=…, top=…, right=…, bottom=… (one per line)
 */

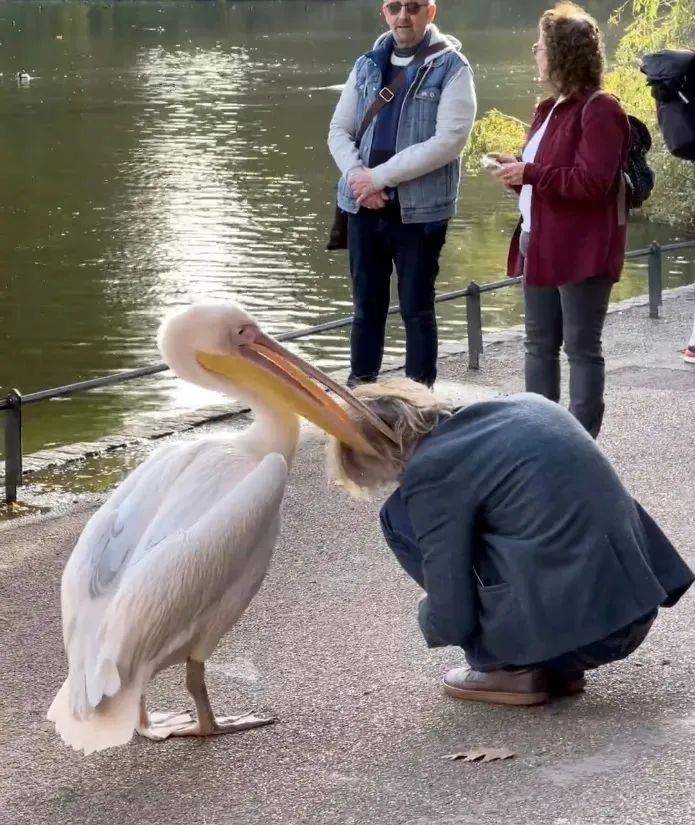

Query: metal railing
left=2, top=238, right=694, bottom=504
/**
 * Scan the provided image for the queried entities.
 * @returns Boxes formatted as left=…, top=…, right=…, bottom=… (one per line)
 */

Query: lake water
left=1, top=0, right=694, bottom=456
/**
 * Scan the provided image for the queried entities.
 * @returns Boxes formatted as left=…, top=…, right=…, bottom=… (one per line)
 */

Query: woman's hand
left=494, top=161, right=527, bottom=187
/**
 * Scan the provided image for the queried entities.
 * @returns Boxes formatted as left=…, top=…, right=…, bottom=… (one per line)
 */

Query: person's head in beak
left=327, top=377, right=452, bottom=496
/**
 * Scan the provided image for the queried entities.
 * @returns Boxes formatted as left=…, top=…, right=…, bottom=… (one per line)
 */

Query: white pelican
left=47, top=303, right=397, bottom=754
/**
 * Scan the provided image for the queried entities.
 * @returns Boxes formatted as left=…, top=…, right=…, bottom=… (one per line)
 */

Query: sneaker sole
left=443, top=683, right=550, bottom=706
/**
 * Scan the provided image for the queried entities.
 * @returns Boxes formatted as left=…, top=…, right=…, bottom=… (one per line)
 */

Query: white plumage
left=47, top=302, right=382, bottom=754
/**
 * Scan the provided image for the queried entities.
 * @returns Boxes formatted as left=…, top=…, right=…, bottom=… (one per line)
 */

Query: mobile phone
left=480, top=153, right=503, bottom=170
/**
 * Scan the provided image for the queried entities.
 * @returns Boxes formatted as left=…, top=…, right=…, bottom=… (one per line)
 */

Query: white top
left=391, top=52, right=416, bottom=67
left=519, top=98, right=563, bottom=233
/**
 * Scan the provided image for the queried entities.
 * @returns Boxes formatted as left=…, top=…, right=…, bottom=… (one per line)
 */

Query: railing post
left=466, top=282, right=483, bottom=370
left=4, top=389, right=23, bottom=505
left=648, top=241, right=663, bottom=319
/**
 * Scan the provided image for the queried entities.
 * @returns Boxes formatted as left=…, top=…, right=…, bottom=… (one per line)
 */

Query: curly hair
left=541, top=2, right=604, bottom=96
left=326, top=377, right=452, bottom=497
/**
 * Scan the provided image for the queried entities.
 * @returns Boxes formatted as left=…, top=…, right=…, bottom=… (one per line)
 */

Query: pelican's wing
left=95, top=452, right=288, bottom=683
left=60, top=441, right=199, bottom=650
left=74, top=443, right=187, bottom=588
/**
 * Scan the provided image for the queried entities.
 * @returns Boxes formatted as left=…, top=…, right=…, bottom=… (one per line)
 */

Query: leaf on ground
left=443, top=746, right=515, bottom=764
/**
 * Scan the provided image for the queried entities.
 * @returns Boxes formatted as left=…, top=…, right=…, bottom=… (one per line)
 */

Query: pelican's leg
left=136, top=695, right=195, bottom=741
left=167, top=659, right=275, bottom=737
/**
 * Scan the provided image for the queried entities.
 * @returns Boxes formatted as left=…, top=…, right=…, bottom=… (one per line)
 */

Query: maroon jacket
left=507, top=89, right=631, bottom=287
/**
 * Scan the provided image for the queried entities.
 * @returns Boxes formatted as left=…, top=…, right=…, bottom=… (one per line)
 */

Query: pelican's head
left=158, top=302, right=397, bottom=456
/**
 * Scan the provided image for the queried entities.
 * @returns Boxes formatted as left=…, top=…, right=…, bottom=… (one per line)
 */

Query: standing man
left=328, top=1, right=476, bottom=387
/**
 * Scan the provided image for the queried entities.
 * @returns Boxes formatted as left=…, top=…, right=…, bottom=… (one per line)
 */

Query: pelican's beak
left=196, top=332, right=398, bottom=457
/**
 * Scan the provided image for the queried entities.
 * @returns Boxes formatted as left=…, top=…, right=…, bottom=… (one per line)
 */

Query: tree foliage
left=463, top=110, right=528, bottom=173
left=607, top=0, right=695, bottom=224
left=611, top=0, right=694, bottom=61
left=465, top=0, right=695, bottom=225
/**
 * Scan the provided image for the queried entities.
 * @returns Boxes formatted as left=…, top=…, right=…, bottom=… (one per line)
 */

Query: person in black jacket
left=327, top=378, right=693, bottom=706
left=640, top=48, right=695, bottom=363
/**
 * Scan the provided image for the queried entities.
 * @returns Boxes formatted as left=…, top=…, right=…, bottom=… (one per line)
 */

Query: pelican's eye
left=229, top=323, right=259, bottom=348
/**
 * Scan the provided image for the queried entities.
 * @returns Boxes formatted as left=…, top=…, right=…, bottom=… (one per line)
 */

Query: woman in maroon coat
left=493, top=2, right=630, bottom=437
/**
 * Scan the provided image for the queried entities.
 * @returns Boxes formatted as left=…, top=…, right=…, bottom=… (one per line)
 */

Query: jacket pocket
left=409, top=86, right=441, bottom=141
left=414, top=86, right=441, bottom=103
left=476, top=582, right=521, bottom=661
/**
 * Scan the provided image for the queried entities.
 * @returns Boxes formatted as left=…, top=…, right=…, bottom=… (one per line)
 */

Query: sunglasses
left=383, top=2, right=431, bottom=15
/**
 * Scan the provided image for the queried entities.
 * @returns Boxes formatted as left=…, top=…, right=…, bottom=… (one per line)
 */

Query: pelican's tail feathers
left=56, top=653, right=122, bottom=721
left=47, top=674, right=141, bottom=755
left=86, top=657, right=121, bottom=709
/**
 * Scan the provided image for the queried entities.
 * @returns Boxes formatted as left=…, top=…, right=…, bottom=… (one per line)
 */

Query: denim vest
left=337, top=35, right=468, bottom=224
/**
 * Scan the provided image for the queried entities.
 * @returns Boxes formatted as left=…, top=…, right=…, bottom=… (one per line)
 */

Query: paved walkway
left=1, top=288, right=693, bottom=825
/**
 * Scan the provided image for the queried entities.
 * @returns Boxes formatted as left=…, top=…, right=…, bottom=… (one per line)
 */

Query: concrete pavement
left=0, top=288, right=693, bottom=825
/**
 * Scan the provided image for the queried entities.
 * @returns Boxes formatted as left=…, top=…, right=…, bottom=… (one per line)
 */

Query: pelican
left=47, top=303, right=396, bottom=755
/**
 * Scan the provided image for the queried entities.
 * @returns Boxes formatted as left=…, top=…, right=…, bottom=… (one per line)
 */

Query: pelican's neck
left=240, top=400, right=300, bottom=467
left=159, top=341, right=302, bottom=465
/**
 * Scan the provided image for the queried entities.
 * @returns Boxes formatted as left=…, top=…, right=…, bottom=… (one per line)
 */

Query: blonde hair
left=327, top=377, right=452, bottom=497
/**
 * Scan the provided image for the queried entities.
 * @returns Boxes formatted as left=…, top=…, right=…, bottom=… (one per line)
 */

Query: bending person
left=327, top=379, right=693, bottom=706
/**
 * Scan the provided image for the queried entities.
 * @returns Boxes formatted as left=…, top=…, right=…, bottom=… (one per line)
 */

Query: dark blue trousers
left=380, top=489, right=656, bottom=672
left=347, top=205, right=448, bottom=387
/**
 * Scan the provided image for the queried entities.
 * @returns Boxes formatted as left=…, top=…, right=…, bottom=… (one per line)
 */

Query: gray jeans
left=521, top=232, right=613, bottom=438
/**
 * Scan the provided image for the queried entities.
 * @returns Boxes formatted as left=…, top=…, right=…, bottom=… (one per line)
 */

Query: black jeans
left=347, top=205, right=448, bottom=387
left=524, top=274, right=613, bottom=438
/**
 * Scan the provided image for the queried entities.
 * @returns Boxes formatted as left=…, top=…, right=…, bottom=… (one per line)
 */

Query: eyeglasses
left=383, top=2, right=431, bottom=16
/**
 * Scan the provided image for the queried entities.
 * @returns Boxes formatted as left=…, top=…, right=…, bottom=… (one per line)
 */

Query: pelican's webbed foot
left=137, top=659, right=275, bottom=741
left=168, top=711, right=275, bottom=737
left=137, top=708, right=196, bottom=741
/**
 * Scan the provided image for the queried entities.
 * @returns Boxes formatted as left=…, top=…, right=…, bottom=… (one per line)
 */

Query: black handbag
left=326, top=41, right=448, bottom=251
left=583, top=91, right=655, bottom=215
left=327, top=206, right=349, bottom=251
left=624, top=114, right=655, bottom=209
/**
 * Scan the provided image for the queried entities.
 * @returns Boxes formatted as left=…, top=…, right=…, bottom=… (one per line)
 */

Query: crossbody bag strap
left=581, top=90, right=629, bottom=226
left=579, top=89, right=605, bottom=129
left=355, top=41, right=449, bottom=144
